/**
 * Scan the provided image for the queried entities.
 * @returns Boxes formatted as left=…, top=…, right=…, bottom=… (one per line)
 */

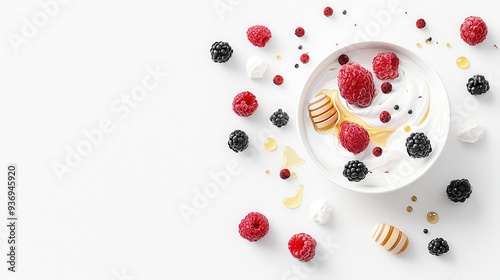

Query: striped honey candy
left=371, top=222, right=409, bottom=255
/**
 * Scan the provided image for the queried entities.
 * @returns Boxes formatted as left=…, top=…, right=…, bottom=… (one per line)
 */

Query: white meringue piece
left=309, top=199, right=332, bottom=224
left=246, top=56, right=267, bottom=79
left=457, top=119, right=486, bottom=143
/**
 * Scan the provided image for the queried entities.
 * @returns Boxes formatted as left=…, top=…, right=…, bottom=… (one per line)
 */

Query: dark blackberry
left=466, top=74, right=490, bottom=95
left=270, top=109, right=289, bottom=127
left=210, top=41, right=233, bottom=63
left=428, top=237, right=449, bottom=256
left=446, top=179, right=472, bottom=202
left=405, top=132, right=432, bottom=158
left=228, top=130, right=249, bottom=152
left=343, top=160, right=369, bottom=182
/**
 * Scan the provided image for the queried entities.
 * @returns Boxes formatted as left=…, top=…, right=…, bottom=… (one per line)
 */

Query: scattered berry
left=273, top=75, right=284, bottom=85
left=408, top=109, right=413, bottom=114
left=466, top=74, right=490, bottom=95
left=428, top=237, right=449, bottom=256
left=405, top=132, right=432, bottom=158
left=210, top=41, right=233, bottom=63
left=338, top=54, right=349, bottom=65
left=394, top=104, right=400, bottom=110
left=425, top=37, right=432, bottom=44
left=294, top=63, right=300, bottom=68
left=373, top=52, right=400, bottom=80
left=339, top=121, right=370, bottom=154
left=247, top=25, right=272, bottom=47
left=372, top=146, right=383, bottom=157
left=343, top=160, right=369, bottom=182
left=300, top=53, right=310, bottom=64
left=280, top=169, right=291, bottom=179
left=298, top=45, right=303, bottom=50
left=416, top=18, right=426, bottom=29
left=288, top=233, right=317, bottom=262
left=323, top=6, right=333, bottom=17
left=337, top=62, right=376, bottom=107
left=270, top=109, right=289, bottom=127
left=232, top=91, right=258, bottom=117
left=460, top=16, right=488, bottom=46
left=381, top=82, right=392, bottom=93
left=423, top=229, right=428, bottom=234
left=446, top=179, right=473, bottom=202
left=379, top=111, right=391, bottom=123
left=238, top=212, right=269, bottom=242
left=295, top=27, right=305, bottom=37
left=228, top=130, right=249, bottom=153
left=342, top=10, right=347, bottom=15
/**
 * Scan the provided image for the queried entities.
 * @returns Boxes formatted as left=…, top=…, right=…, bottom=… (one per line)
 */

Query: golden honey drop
left=276, top=54, right=282, bottom=60
left=282, top=146, right=305, bottom=169
left=265, top=169, right=270, bottom=175
left=446, top=42, right=451, bottom=48
left=411, top=195, right=417, bottom=202
left=283, top=184, right=304, bottom=209
left=264, top=138, right=277, bottom=151
left=416, top=42, right=422, bottom=48
left=406, top=206, right=413, bottom=212
left=456, top=56, right=470, bottom=69
left=404, top=125, right=411, bottom=132
left=291, top=172, right=297, bottom=178
left=427, top=211, right=439, bottom=224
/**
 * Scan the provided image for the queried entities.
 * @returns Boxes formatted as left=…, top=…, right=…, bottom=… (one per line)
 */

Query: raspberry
left=280, top=169, right=291, bottom=179
left=379, top=111, right=391, bottom=123
left=337, top=62, right=376, bottom=107
left=288, top=233, right=317, bottom=262
left=372, top=146, right=383, bottom=157
left=416, top=18, right=426, bottom=29
left=238, top=212, right=269, bottom=242
left=300, top=53, right=310, bottom=64
left=323, top=6, right=333, bottom=17
left=343, top=160, right=369, bottom=182
left=446, top=179, right=472, bottom=203
left=273, top=74, right=284, bottom=86
left=460, top=16, right=488, bottom=46
left=339, top=121, right=370, bottom=154
left=381, top=82, right=392, bottom=93
left=372, top=52, right=400, bottom=80
left=428, top=237, right=449, bottom=256
left=295, top=27, right=305, bottom=37
left=247, top=25, right=272, bottom=47
left=232, top=91, right=258, bottom=117
left=338, top=54, right=349, bottom=65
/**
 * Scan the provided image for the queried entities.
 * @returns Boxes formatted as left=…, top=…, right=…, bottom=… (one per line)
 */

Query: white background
left=0, top=0, right=499, bottom=279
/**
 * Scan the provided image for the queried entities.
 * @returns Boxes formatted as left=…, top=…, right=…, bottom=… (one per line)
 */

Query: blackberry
left=210, top=41, right=233, bottom=63
left=446, top=179, right=472, bottom=202
left=270, top=109, right=289, bottom=127
left=343, top=160, right=369, bottom=182
left=228, top=130, right=249, bottom=152
left=428, top=237, right=449, bottom=256
left=466, top=74, right=490, bottom=95
left=405, top=132, right=432, bottom=158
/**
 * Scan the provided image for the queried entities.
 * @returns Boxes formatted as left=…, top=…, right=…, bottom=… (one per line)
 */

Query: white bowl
left=297, top=41, right=450, bottom=193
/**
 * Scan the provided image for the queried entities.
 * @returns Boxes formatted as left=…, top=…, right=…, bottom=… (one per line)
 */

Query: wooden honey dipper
left=308, top=91, right=338, bottom=132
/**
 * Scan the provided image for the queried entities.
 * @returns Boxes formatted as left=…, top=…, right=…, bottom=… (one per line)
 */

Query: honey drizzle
left=283, top=184, right=304, bottom=209
left=309, top=88, right=431, bottom=147
left=321, top=89, right=396, bottom=147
